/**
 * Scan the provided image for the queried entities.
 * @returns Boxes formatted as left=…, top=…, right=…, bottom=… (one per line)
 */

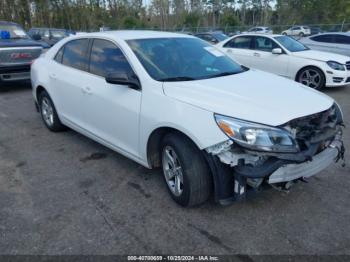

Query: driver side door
left=80, top=38, right=142, bottom=158
left=250, top=36, right=289, bottom=77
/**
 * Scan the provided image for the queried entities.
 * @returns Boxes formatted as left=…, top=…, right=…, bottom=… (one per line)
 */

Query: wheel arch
left=294, top=65, right=326, bottom=82
left=35, top=85, right=47, bottom=100
left=146, top=126, right=203, bottom=169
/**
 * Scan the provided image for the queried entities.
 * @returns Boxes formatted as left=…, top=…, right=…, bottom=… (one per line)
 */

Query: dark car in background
left=28, top=28, right=74, bottom=46
left=0, top=21, right=48, bottom=84
left=310, top=26, right=323, bottom=35
left=195, top=31, right=229, bottom=44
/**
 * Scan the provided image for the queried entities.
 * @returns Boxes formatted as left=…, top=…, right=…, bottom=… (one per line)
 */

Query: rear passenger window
left=224, top=36, right=252, bottom=49
left=62, top=39, right=89, bottom=71
left=89, top=39, right=134, bottom=78
left=333, top=35, right=350, bottom=44
left=311, top=35, right=333, bottom=43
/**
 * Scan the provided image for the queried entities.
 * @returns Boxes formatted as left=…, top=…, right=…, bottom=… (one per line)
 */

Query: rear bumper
left=0, top=64, right=31, bottom=82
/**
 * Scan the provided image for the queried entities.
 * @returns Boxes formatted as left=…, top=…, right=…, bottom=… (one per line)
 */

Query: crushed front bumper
left=268, top=146, right=338, bottom=184
left=205, top=131, right=345, bottom=205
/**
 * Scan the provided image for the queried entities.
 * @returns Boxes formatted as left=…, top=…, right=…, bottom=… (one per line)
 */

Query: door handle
left=81, top=86, right=92, bottom=95
left=227, top=49, right=232, bottom=53
left=253, top=52, right=261, bottom=57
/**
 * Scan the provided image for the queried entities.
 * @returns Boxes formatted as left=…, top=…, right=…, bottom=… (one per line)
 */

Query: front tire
left=38, top=90, right=67, bottom=132
left=297, top=67, right=325, bottom=90
left=161, top=133, right=211, bottom=207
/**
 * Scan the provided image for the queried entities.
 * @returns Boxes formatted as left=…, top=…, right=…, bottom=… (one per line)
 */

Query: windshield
left=0, top=24, right=29, bottom=39
left=127, top=37, right=244, bottom=81
left=213, top=33, right=229, bottom=41
left=274, top=36, right=308, bottom=52
left=51, top=30, right=67, bottom=39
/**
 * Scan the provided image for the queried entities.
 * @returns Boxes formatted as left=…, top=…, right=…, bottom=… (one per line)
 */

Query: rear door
left=221, top=36, right=254, bottom=67
left=308, top=34, right=341, bottom=54
left=250, top=36, right=289, bottom=77
left=49, top=38, right=90, bottom=127
left=332, top=35, right=350, bottom=56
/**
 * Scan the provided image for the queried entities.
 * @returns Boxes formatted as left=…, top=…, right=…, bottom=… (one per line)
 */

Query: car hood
left=291, top=50, right=349, bottom=63
left=163, top=70, right=334, bottom=126
left=0, top=38, right=44, bottom=48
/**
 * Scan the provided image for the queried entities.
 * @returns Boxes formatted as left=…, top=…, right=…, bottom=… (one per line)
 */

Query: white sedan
left=31, top=31, right=344, bottom=206
left=216, top=34, right=350, bottom=89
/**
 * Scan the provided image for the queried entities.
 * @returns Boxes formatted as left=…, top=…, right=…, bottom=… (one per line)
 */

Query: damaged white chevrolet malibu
left=31, top=31, right=345, bottom=206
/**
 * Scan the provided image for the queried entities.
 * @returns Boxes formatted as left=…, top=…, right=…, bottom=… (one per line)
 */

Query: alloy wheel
left=299, top=69, right=322, bottom=89
left=162, top=145, right=184, bottom=197
left=41, top=97, right=54, bottom=127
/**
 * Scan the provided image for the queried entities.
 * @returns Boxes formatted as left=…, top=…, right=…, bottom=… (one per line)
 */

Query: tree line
left=0, top=0, right=350, bottom=31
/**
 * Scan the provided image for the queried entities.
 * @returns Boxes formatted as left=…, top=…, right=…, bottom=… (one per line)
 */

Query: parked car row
left=28, top=27, right=75, bottom=46
left=30, top=31, right=345, bottom=207
left=0, top=20, right=74, bottom=84
left=215, top=33, right=350, bottom=90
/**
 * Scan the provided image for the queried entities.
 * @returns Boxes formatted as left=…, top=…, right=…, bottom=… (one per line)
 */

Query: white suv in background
left=282, top=26, right=311, bottom=37
left=216, top=34, right=350, bottom=89
left=31, top=31, right=344, bottom=206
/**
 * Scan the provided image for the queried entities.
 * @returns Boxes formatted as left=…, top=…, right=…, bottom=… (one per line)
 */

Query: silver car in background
left=245, top=26, right=273, bottom=34
left=300, top=33, right=350, bottom=57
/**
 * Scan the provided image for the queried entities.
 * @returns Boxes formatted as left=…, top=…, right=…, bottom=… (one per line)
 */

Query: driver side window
left=89, top=39, right=134, bottom=78
left=254, top=37, right=279, bottom=52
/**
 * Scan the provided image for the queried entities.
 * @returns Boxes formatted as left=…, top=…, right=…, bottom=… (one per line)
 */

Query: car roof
left=80, top=30, right=195, bottom=40
left=310, top=32, right=350, bottom=36
left=233, top=33, right=281, bottom=38
left=30, top=27, right=67, bottom=31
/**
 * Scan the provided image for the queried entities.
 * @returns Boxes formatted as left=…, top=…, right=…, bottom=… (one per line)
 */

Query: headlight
left=214, top=114, right=299, bottom=153
left=327, top=61, right=345, bottom=71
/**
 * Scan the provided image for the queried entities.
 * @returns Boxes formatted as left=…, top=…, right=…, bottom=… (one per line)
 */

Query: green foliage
left=183, top=12, right=201, bottom=27
left=123, top=16, right=140, bottom=29
left=221, top=13, right=240, bottom=26
left=0, top=0, right=349, bottom=31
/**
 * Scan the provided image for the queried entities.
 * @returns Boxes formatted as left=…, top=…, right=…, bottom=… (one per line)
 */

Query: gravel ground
left=0, top=82, right=349, bottom=255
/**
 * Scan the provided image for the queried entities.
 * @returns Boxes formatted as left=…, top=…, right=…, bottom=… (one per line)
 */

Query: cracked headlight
left=215, top=114, right=299, bottom=153
left=327, top=61, right=345, bottom=71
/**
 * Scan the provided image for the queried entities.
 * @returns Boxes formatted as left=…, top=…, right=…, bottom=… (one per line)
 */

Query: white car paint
left=244, top=26, right=273, bottom=34
left=216, top=33, right=350, bottom=88
left=31, top=31, right=343, bottom=205
left=31, top=31, right=336, bottom=168
left=282, top=26, right=311, bottom=37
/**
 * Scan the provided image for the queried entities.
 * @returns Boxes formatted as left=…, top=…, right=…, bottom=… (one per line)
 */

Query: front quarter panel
left=139, top=78, right=228, bottom=167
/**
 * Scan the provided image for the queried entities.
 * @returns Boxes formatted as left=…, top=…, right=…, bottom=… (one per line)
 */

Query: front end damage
left=205, top=104, right=345, bottom=205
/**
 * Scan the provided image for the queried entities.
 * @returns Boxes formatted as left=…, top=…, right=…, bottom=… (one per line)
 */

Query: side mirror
left=32, top=34, right=42, bottom=41
left=105, top=71, right=141, bottom=90
left=272, top=48, right=283, bottom=54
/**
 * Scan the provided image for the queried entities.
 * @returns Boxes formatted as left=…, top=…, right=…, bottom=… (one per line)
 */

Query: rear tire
left=161, top=133, right=211, bottom=207
left=38, top=90, right=67, bottom=132
left=299, top=32, right=305, bottom=37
